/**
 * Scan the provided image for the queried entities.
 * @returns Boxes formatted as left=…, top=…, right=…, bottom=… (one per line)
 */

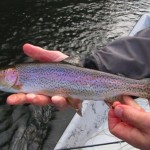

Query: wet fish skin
left=0, top=63, right=149, bottom=102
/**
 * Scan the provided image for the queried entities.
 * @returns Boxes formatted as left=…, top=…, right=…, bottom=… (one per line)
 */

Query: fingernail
left=54, top=55, right=68, bottom=62
left=112, top=101, right=121, bottom=109
left=7, top=95, right=18, bottom=104
left=114, top=106, right=123, bottom=118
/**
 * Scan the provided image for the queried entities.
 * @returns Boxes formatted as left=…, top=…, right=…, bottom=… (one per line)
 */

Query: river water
left=0, top=0, right=150, bottom=149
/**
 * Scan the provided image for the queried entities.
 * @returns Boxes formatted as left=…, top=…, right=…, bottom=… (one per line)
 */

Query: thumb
left=114, top=104, right=148, bottom=130
left=23, top=43, right=68, bottom=62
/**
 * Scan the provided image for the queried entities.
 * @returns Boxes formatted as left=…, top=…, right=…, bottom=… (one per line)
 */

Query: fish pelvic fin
left=66, top=97, right=83, bottom=117
left=75, top=108, right=82, bottom=117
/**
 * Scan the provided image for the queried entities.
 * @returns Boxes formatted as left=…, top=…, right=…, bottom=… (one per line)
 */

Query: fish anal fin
left=148, top=98, right=150, bottom=108
left=104, top=95, right=123, bottom=108
left=66, top=97, right=83, bottom=116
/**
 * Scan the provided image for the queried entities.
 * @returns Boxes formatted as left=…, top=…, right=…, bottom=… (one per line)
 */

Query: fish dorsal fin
left=61, top=56, right=83, bottom=67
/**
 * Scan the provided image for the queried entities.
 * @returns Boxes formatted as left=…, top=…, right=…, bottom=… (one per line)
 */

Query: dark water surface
left=0, top=0, right=150, bottom=149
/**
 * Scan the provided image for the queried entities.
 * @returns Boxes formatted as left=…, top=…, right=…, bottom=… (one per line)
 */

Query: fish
left=0, top=63, right=150, bottom=115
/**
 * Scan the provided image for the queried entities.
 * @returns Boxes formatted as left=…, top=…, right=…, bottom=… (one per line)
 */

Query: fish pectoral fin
left=66, top=97, right=83, bottom=117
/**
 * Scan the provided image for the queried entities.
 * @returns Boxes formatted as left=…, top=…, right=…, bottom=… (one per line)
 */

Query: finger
left=108, top=109, right=145, bottom=149
left=122, top=95, right=144, bottom=111
left=23, top=43, right=68, bottom=62
left=112, top=101, right=121, bottom=109
left=7, top=93, right=26, bottom=105
left=26, top=94, right=52, bottom=106
left=51, top=96, right=68, bottom=109
left=114, top=104, right=149, bottom=130
left=108, top=109, right=122, bottom=129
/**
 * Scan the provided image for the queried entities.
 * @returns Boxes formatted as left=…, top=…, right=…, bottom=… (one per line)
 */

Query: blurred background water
left=0, top=0, right=150, bottom=149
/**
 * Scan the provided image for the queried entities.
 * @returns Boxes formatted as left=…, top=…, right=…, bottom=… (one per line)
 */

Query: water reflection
left=1, top=0, right=150, bottom=63
left=0, top=0, right=150, bottom=149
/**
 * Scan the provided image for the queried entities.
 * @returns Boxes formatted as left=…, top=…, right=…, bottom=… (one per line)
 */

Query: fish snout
left=0, top=68, right=18, bottom=89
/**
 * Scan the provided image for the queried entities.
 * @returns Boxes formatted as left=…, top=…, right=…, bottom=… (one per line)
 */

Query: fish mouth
left=0, top=67, right=21, bottom=90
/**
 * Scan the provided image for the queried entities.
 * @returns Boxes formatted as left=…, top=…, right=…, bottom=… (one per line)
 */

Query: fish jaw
left=0, top=68, right=20, bottom=92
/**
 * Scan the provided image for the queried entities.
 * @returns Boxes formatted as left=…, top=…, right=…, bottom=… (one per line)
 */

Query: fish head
left=0, top=67, right=18, bottom=92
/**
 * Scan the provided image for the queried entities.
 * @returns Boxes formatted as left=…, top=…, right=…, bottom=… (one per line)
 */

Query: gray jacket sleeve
left=84, top=28, right=150, bottom=79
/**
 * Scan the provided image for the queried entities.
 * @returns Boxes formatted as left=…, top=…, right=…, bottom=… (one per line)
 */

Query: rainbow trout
left=0, top=63, right=150, bottom=114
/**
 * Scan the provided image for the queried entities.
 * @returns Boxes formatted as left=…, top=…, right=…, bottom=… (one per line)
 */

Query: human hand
left=6, top=43, right=69, bottom=108
left=108, top=95, right=150, bottom=150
